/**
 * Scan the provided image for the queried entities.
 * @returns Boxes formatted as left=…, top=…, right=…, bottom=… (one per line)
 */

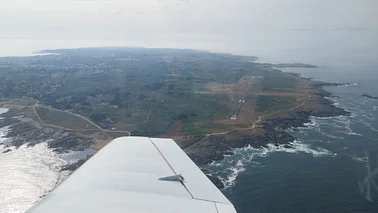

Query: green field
left=0, top=47, right=312, bottom=141
left=36, top=106, right=99, bottom=130
left=256, top=95, right=297, bottom=113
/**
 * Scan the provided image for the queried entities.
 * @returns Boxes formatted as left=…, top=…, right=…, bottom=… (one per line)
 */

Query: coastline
left=0, top=108, right=94, bottom=167
left=185, top=78, right=351, bottom=188
left=0, top=48, right=351, bottom=190
left=0, top=108, right=96, bottom=213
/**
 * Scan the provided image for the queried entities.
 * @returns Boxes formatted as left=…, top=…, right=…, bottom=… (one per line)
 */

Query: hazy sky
left=1, top=0, right=377, bottom=38
left=0, top=0, right=377, bottom=61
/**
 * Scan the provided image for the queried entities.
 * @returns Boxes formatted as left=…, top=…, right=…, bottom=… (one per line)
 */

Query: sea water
left=0, top=33, right=377, bottom=212
left=0, top=108, right=93, bottom=213
left=214, top=62, right=378, bottom=212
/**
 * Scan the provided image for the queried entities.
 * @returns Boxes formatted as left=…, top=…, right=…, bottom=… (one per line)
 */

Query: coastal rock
left=186, top=130, right=295, bottom=166
left=5, top=123, right=57, bottom=148
left=313, top=82, right=347, bottom=88
left=0, top=107, right=94, bottom=162
left=61, top=155, right=93, bottom=171
left=185, top=82, right=351, bottom=189
left=260, top=63, right=318, bottom=68
left=206, top=175, right=225, bottom=189
left=362, top=94, right=378, bottom=100
left=2, top=149, right=11, bottom=153
left=49, top=135, right=93, bottom=154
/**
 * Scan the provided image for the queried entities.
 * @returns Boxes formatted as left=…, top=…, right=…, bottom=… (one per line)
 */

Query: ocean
left=207, top=62, right=378, bottom=212
left=0, top=35, right=377, bottom=213
left=0, top=108, right=94, bottom=213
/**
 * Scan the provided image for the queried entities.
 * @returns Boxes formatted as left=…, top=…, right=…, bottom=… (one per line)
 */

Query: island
left=260, top=63, right=319, bottom=69
left=0, top=47, right=349, bottom=188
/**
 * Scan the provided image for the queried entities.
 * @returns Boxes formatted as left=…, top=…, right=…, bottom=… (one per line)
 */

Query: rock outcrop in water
left=61, top=156, right=92, bottom=171
left=265, top=104, right=350, bottom=130
left=186, top=130, right=295, bottom=166
left=362, top=94, right=378, bottom=100
left=206, top=174, right=225, bottom=189
left=2, top=149, right=11, bottom=153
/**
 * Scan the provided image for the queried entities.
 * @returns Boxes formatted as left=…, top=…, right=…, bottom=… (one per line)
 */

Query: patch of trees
left=90, top=113, right=106, bottom=123
left=175, top=111, right=198, bottom=120
left=111, top=90, right=131, bottom=108
left=143, top=81, right=165, bottom=91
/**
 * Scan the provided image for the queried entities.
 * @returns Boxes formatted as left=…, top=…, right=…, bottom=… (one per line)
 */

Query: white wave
left=0, top=108, right=9, bottom=114
left=374, top=106, right=378, bottom=111
left=301, top=115, right=363, bottom=138
left=350, top=155, right=367, bottom=164
left=343, top=131, right=362, bottom=136
left=345, top=105, right=376, bottom=119
left=303, top=118, right=344, bottom=139
left=296, top=117, right=323, bottom=132
left=301, top=116, right=346, bottom=131
left=209, top=161, right=223, bottom=168
left=308, top=116, right=362, bottom=139
left=337, top=83, right=358, bottom=87
left=0, top=126, right=10, bottom=144
left=206, top=140, right=334, bottom=189
left=301, top=118, right=319, bottom=129
left=325, top=96, right=340, bottom=107
left=320, top=131, right=345, bottom=139
left=359, top=119, right=378, bottom=132
left=265, top=141, right=334, bottom=158
left=291, top=107, right=364, bottom=139
left=333, top=115, right=351, bottom=123
left=356, top=113, right=376, bottom=121
left=341, top=124, right=363, bottom=136
left=287, top=127, right=308, bottom=136
left=224, top=160, right=246, bottom=187
left=311, top=116, right=336, bottom=120
left=308, top=115, right=350, bottom=129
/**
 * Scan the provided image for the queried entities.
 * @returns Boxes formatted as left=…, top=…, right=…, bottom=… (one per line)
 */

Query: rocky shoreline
left=0, top=82, right=350, bottom=189
left=265, top=85, right=350, bottom=130
left=186, top=130, right=295, bottom=166
left=0, top=108, right=94, bottom=171
left=185, top=82, right=350, bottom=188
left=362, top=94, right=378, bottom=100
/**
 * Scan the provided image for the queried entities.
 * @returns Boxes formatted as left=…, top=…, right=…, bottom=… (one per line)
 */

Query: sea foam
left=205, top=140, right=334, bottom=189
left=337, top=83, right=358, bottom=87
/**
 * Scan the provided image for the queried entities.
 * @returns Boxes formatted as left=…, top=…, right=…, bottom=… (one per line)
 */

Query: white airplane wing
left=26, top=137, right=237, bottom=213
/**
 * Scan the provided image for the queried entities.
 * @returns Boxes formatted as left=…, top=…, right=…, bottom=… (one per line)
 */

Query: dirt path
left=249, top=82, right=312, bottom=130
left=144, top=108, right=152, bottom=123
left=143, top=90, right=156, bottom=123
left=34, top=105, right=131, bottom=136
left=15, top=97, right=132, bottom=136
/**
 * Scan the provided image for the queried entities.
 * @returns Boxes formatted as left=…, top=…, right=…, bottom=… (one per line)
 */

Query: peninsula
left=0, top=47, right=349, bottom=188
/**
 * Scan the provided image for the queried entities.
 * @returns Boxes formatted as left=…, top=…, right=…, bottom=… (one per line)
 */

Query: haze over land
left=1, top=1, right=378, bottom=213
left=0, top=0, right=377, bottom=64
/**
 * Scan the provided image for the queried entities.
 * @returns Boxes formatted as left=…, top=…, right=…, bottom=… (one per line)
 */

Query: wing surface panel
left=26, top=137, right=237, bottom=213
left=151, top=138, right=232, bottom=204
